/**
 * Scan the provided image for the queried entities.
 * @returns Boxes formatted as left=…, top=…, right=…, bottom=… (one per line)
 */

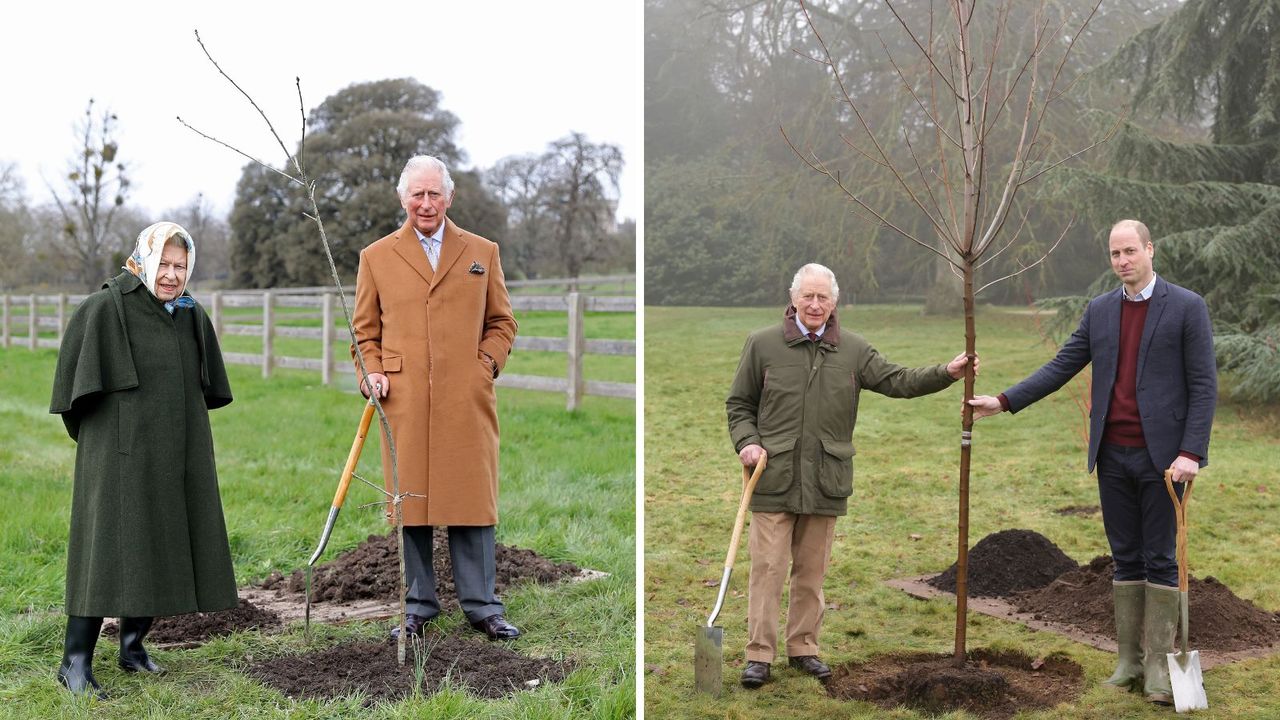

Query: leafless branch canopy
left=786, top=0, right=1114, bottom=287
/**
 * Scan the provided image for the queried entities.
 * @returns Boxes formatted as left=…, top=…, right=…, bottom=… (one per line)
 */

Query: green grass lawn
left=0, top=347, right=635, bottom=719
left=644, top=305, right=1280, bottom=719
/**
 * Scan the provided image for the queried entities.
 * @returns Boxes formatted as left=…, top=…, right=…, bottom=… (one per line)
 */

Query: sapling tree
left=786, top=0, right=1117, bottom=664
left=178, top=31, right=417, bottom=665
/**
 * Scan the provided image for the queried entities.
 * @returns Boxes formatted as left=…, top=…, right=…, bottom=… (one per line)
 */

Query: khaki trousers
left=745, top=511, right=837, bottom=663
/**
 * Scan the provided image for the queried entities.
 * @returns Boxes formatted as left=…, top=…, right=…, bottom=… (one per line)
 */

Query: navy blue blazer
left=1004, top=276, right=1217, bottom=473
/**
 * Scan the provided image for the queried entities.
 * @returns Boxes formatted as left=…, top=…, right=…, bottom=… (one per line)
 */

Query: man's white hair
left=789, top=263, right=839, bottom=302
left=396, top=155, right=455, bottom=198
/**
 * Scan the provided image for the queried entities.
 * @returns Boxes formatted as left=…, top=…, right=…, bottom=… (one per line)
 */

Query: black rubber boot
left=57, top=615, right=106, bottom=699
left=118, top=616, right=164, bottom=674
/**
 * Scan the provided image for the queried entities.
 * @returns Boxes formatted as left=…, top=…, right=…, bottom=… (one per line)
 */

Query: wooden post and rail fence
left=1, top=276, right=635, bottom=411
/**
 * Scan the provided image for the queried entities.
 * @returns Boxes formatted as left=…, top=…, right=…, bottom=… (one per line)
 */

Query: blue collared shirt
left=414, top=225, right=445, bottom=270
left=1124, top=273, right=1158, bottom=302
left=794, top=316, right=826, bottom=339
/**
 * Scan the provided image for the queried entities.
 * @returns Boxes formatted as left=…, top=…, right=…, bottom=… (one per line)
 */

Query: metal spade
left=694, top=452, right=766, bottom=696
left=1164, top=469, right=1208, bottom=712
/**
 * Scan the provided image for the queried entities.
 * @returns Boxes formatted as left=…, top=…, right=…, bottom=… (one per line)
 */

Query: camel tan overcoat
left=352, top=218, right=517, bottom=526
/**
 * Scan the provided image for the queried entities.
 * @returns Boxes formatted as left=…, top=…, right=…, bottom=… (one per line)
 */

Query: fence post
left=262, top=290, right=274, bottom=378
left=211, top=292, right=223, bottom=337
left=57, top=294, right=68, bottom=343
left=566, top=291, right=586, bottom=411
left=321, top=291, right=333, bottom=385
left=28, top=294, right=37, bottom=350
left=2, top=294, right=9, bottom=348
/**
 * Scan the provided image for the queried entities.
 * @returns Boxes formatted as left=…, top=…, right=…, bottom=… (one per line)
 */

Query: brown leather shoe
left=741, top=661, right=771, bottom=688
left=470, top=613, right=520, bottom=640
left=788, top=655, right=832, bottom=681
left=389, top=613, right=434, bottom=641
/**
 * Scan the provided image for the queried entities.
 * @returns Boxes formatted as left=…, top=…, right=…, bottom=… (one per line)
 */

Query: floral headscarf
left=124, top=222, right=196, bottom=311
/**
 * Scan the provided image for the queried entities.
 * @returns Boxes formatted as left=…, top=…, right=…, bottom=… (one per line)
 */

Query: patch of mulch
left=260, top=530, right=581, bottom=608
left=102, top=598, right=283, bottom=645
left=927, top=529, right=1079, bottom=598
left=1053, top=504, right=1100, bottom=517
left=826, top=649, right=1083, bottom=720
left=247, top=633, right=571, bottom=705
left=1015, top=555, right=1280, bottom=653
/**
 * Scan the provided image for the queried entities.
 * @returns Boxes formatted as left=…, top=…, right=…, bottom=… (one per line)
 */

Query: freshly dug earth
left=247, top=633, right=570, bottom=704
left=928, top=529, right=1079, bottom=598
left=826, top=649, right=1083, bottom=720
left=1016, top=555, right=1280, bottom=653
left=102, top=598, right=283, bottom=645
left=262, top=530, right=581, bottom=608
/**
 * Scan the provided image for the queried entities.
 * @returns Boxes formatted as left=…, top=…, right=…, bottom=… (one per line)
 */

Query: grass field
left=0, top=340, right=635, bottom=718
left=644, top=305, right=1280, bottom=719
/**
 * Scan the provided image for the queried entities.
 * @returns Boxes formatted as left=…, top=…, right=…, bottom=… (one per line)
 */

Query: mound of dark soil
left=102, top=598, right=283, bottom=645
left=1015, top=555, right=1280, bottom=652
left=927, top=529, right=1079, bottom=598
left=826, top=649, right=1083, bottom=720
left=247, top=633, right=570, bottom=704
left=261, top=530, right=580, bottom=608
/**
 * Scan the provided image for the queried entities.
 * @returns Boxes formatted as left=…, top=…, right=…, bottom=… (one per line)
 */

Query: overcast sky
left=1, top=1, right=639, bottom=224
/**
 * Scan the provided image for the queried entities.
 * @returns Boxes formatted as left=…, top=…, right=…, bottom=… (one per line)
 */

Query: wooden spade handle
left=332, top=400, right=377, bottom=509
left=724, top=452, right=767, bottom=571
left=1164, top=469, right=1194, bottom=593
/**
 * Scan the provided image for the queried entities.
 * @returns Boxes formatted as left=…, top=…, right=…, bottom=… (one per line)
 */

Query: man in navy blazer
left=969, top=219, right=1217, bottom=706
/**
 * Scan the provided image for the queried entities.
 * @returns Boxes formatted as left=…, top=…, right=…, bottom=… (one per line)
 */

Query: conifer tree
left=1054, top=0, right=1280, bottom=401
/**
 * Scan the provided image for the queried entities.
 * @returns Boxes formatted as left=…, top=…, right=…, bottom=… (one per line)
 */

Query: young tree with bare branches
left=786, top=0, right=1116, bottom=664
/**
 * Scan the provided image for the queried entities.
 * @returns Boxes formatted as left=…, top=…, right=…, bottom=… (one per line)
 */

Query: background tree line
left=645, top=0, right=1279, bottom=400
left=0, top=78, right=632, bottom=293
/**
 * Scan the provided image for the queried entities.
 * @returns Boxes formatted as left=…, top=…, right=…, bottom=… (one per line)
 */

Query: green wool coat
left=50, top=272, right=236, bottom=617
left=726, top=308, right=957, bottom=516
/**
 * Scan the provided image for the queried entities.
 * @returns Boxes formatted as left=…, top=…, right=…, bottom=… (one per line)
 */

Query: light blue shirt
left=1124, top=272, right=1158, bottom=302
left=794, top=315, right=826, bottom=339
left=414, top=225, right=445, bottom=270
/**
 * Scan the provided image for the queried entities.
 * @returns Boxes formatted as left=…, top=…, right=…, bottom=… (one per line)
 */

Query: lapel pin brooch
left=469, top=261, right=486, bottom=275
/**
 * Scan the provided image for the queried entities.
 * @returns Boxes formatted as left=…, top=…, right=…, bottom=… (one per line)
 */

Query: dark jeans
left=1096, top=443, right=1182, bottom=587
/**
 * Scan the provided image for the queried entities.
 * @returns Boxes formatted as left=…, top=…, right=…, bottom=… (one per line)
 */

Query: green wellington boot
left=1102, top=581, right=1145, bottom=692
left=1143, top=583, right=1180, bottom=705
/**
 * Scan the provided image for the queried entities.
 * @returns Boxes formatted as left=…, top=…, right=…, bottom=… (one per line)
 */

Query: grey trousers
left=402, top=525, right=504, bottom=622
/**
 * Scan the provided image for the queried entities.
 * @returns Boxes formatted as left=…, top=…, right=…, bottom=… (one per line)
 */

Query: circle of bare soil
left=102, top=598, right=283, bottom=645
left=927, top=529, right=1079, bottom=598
left=260, top=529, right=580, bottom=609
left=1014, top=555, right=1280, bottom=652
left=826, top=649, right=1083, bottom=719
left=246, top=633, right=571, bottom=705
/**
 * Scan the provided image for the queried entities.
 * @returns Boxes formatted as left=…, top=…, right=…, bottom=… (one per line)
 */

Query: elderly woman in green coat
left=49, top=221, right=236, bottom=698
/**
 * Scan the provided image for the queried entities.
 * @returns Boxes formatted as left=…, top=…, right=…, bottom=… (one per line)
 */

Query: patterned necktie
left=807, top=332, right=819, bottom=343
left=426, top=238, right=440, bottom=270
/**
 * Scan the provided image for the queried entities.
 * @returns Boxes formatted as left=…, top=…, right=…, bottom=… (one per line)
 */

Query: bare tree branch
left=781, top=126, right=959, bottom=268
left=976, top=215, right=1075, bottom=295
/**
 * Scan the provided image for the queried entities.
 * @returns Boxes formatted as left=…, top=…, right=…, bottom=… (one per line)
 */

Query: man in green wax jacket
left=726, top=263, right=975, bottom=689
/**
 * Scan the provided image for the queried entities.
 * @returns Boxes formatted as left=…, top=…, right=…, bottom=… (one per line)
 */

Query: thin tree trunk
left=955, top=258, right=977, bottom=665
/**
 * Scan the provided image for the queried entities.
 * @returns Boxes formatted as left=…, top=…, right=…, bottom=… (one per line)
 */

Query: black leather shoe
left=57, top=616, right=107, bottom=699
left=470, top=613, right=520, bottom=640
left=788, top=655, right=832, bottom=681
left=119, top=617, right=164, bottom=674
left=740, top=660, right=771, bottom=688
left=390, top=613, right=434, bottom=641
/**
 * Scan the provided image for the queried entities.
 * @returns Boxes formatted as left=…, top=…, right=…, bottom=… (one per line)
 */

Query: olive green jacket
left=726, top=307, right=956, bottom=516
